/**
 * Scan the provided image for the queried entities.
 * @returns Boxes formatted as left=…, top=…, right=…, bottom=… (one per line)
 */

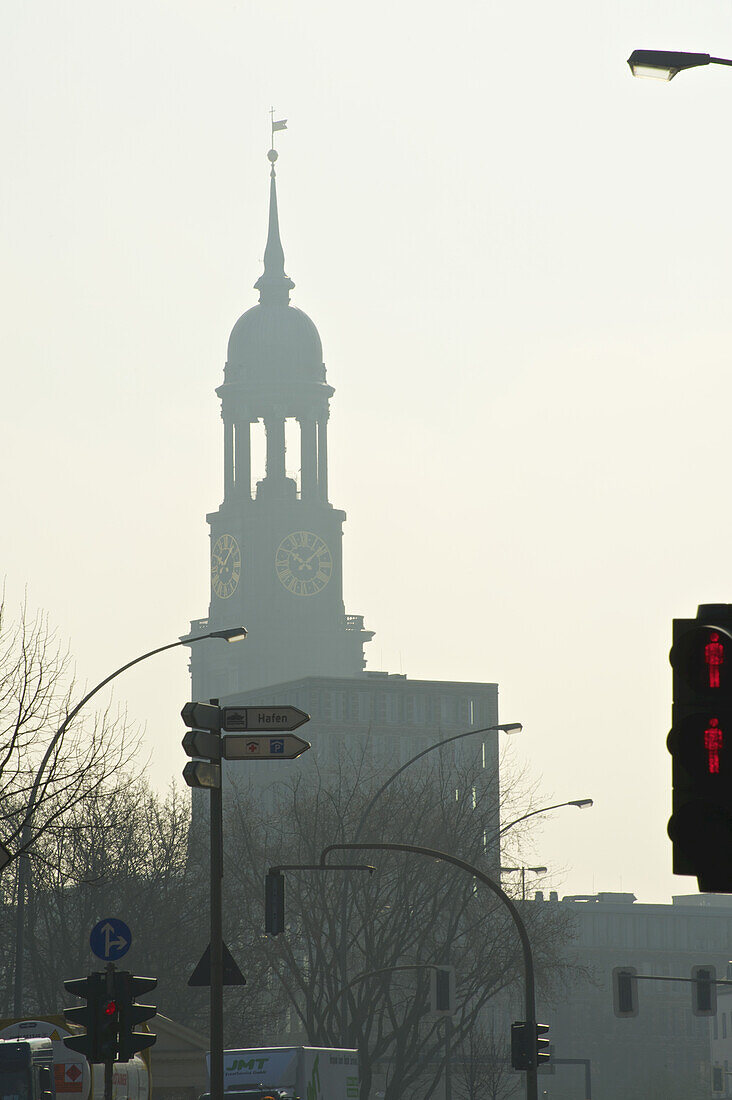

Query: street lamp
left=627, top=49, right=732, bottom=81
left=501, top=866, right=548, bottom=901
left=324, top=840, right=543, bottom=1100
left=499, top=798, right=593, bottom=837
left=355, top=721, right=522, bottom=840
left=11, top=623, right=246, bottom=1014
left=338, top=720, right=522, bottom=1044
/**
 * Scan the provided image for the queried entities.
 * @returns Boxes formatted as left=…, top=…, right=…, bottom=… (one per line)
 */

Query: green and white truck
left=204, top=1047, right=359, bottom=1100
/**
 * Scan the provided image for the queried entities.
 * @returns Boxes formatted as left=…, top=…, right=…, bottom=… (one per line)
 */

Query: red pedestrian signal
left=669, top=607, right=732, bottom=891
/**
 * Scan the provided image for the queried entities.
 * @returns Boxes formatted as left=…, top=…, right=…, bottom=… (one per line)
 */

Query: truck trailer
left=205, top=1047, right=358, bottom=1100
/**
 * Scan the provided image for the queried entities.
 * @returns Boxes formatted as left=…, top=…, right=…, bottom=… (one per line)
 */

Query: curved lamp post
left=627, top=49, right=732, bottom=81
left=499, top=798, right=593, bottom=837
left=11, top=623, right=246, bottom=1014
left=338, top=721, right=522, bottom=1043
left=355, top=722, right=522, bottom=842
left=501, top=865, right=548, bottom=901
left=324, top=841, right=541, bottom=1100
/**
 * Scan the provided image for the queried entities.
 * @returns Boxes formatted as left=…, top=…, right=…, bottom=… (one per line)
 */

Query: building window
left=722, top=1013, right=727, bottom=1039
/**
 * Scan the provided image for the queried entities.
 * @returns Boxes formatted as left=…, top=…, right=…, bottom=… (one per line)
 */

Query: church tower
left=189, top=147, right=374, bottom=701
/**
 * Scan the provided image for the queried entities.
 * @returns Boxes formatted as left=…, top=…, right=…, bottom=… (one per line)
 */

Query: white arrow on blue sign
left=89, top=917, right=132, bottom=961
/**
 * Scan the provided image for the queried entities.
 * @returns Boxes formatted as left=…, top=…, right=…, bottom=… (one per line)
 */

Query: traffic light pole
left=322, top=841, right=539, bottom=1100
left=104, top=963, right=116, bottom=1100
left=209, top=705, right=224, bottom=1100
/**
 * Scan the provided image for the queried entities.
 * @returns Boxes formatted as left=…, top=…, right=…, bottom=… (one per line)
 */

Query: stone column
left=223, top=419, right=234, bottom=497
left=299, top=416, right=317, bottom=501
left=317, top=415, right=329, bottom=502
left=265, top=413, right=286, bottom=481
left=235, top=420, right=251, bottom=499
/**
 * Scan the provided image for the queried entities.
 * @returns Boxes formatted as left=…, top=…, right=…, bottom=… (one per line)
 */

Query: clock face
left=275, top=531, right=333, bottom=596
left=211, top=534, right=241, bottom=599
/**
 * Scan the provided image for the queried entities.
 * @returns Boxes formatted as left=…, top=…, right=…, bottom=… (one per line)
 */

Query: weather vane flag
left=270, top=108, right=287, bottom=147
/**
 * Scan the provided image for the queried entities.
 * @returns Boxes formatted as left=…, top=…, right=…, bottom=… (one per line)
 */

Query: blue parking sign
left=269, top=739, right=285, bottom=754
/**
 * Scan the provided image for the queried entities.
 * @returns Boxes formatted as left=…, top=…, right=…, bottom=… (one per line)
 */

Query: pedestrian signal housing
left=669, top=606, right=732, bottom=891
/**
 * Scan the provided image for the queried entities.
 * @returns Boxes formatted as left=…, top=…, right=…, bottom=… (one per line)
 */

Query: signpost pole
left=209, top=700, right=224, bottom=1100
left=104, top=962, right=115, bottom=1100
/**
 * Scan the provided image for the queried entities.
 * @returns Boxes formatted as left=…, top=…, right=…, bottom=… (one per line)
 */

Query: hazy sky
left=3, top=0, right=732, bottom=904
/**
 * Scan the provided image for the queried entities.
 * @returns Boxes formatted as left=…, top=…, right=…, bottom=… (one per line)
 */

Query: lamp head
left=627, top=49, right=711, bottom=81
left=498, top=722, right=523, bottom=734
left=210, top=626, right=248, bottom=642
left=570, top=798, right=594, bottom=809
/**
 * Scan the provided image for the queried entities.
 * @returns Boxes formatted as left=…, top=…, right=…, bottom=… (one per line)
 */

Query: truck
left=203, top=1047, right=359, bottom=1100
left=0, top=1037, right=55, bottom=1100
left=0, top=1019, right=149, bottom=1100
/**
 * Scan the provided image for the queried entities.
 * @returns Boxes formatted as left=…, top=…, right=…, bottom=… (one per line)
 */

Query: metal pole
left=210, top=704, right=224, bottom=1100
left=104, top=962, right=115, bottom=1100
left=339, top=724, right=511, bottom=1045
left=322, top=841, right=539, bottom=1100
left=12, top=841, right=28, bottom=1016
left=444, top=1016, right=452, bottom=1100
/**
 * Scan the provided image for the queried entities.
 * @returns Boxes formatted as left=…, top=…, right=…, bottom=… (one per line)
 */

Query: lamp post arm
left=710, top=56, right=732, bottom=66
left=355, top=724, right=508, bottom=842
left=10, top=636, right=194, bottom=847
left=499, top=800, right=586, bottom=837
left=321, top=841, right=538, bottom=1100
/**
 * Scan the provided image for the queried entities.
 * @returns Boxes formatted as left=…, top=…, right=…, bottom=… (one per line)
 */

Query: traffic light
left=265, top=871, right=285, bottom=935
left=535, top=1023, right=550, bottom=1066
left=115, top=972, right=157, bottom=1061
left=510, top=1022, right=548, bottom=1071
left=97, top=991, right=120, bottom=1062
left=63, top=973, right=119, bottom=1063
left=668, top=606, right=732, bottom=891
left=510, top=1022, right=531, bottom=1071
left=692, top=965, right=717, bottom=1016
left=429, top=966, right=455, bottom=1016
left=63, top=973, right=105, bottom=1062
left=612, top=966, right=639, bottom=1017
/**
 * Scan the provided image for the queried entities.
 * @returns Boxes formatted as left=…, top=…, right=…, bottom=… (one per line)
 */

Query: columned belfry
left=189, top=146, right=373, bottom=701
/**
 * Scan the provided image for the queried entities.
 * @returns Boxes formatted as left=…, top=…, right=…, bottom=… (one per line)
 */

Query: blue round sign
left=89, top=917, right=132, bottom=961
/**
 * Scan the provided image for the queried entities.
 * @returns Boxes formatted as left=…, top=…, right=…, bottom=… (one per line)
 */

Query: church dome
left=226, top=302, right=325, bottom=382
left=226, top=148, right=326, bottom=385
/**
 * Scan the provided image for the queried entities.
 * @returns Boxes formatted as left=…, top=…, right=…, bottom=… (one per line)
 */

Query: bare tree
left=453, top=1020, right=520, bottom=1100
left=0, top=776, right=287, bottom=1045
left=221, top=749, right=580, bottom=1100
left=0, top=597, right=139, bottom=866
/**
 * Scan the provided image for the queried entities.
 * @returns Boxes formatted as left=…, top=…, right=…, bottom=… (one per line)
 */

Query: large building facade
left=528, top=890, right=732, bottom=1100
left=187, top=147, right=500, bottom=784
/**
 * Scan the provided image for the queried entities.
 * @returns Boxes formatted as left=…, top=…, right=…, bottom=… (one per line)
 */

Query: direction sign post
left=180, top=698, right=310, bottom=1100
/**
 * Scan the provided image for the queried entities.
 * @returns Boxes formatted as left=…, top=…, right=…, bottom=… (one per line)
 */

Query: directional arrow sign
left=222, top=734, right=310, bottom=760
left=221, top=705, right=310, bottom=732
left=181, top=701, right=221, bottom=732
left=89, top=917, right=132, bottom=961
